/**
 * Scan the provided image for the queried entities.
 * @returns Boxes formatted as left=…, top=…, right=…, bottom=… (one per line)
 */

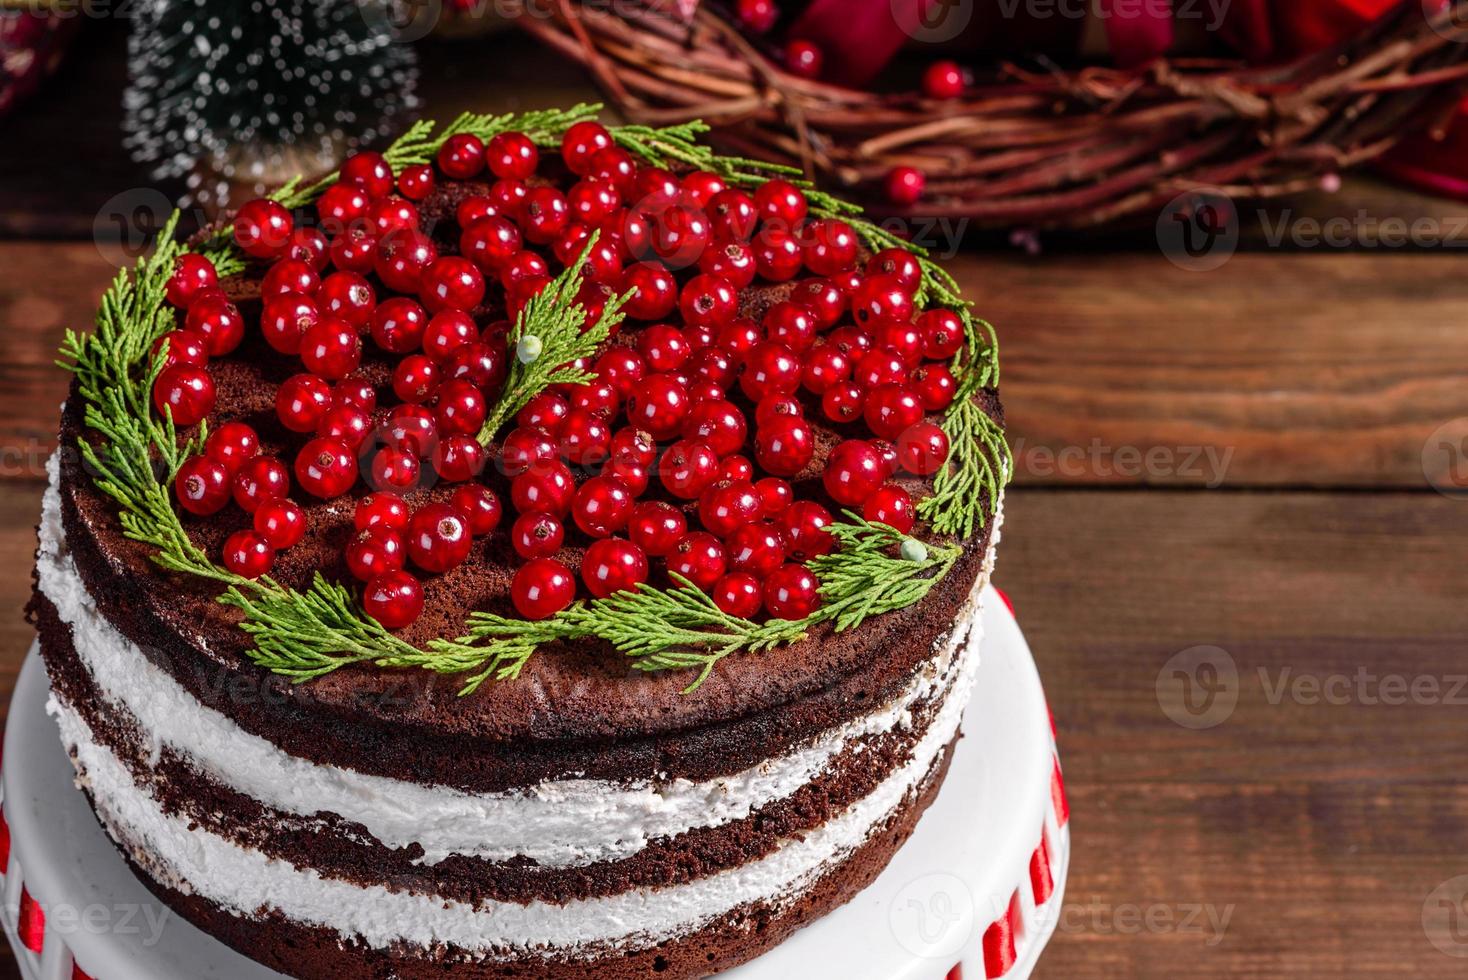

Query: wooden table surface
left=3, top=23, right=1468, bottom=980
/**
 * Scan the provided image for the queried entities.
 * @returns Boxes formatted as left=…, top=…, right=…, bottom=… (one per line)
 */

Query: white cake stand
left=0, top=586, right=1068, bottom=980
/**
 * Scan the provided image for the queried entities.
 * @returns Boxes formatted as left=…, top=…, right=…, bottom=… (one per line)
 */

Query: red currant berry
left=165, top=254, right=217, bottom=307
left=444, top=342, right=508, bottom=396
left=317, top=183, right=371, bottom=235
left=668, top=531, right=726, bottom=590
left=422, top=310, right=477, bottom=364
left=432, top=434, right=487, bottom=483
left=863, top=484, right=915, bottom=533
left=918, top=309, right=965, bottom=360
left=261, top=258, right=320, bottom=301
left=784, top=39, right=823, bottom=79
left=570, top=476, right=631, bottom=538
left=912, top=364, right=958, bottom=411
left=367, top=298, right=425, bottom=355
left=296, top=438, right=358, bottom=499
left=755, top=476, right=792, bottom=516
left=923, top=59, right=966, bottom=100
left=682, top=398, right=748, bottom=458
left=755, top=395, right=802, bottom=429
left=700, top=239, right=758, bottom=289
left=203, top=422, right=259, bottom=475
left=499, top=426, right=558, bottom=477
left=823, top=439, right=885, bottom=507
left=512, top=511, right=565, bottom=559
left=254, top=497, right=307, bottom=549
left=437, top=133, right=486, bottom=179
left=802, top=344, right=851, bottom=395
left=347, top=527, right=406, bottom=582
left=739, top=342, right=801, bottom=402
left=689, top=346, right=737, bottom=389
left=407, top=503, right=473, bottom=573
left=708, top=189, right=758, bottom=241
left=697, top=480, right=762, bottom=538
left=174, top=456, right=230, bottom=515
left=619, top=261, right=679, bottom=320
left=487, top=130, right=538, bottom=180
left=792, top=277, right=848, bottom=329
left=489, top=177, right=529, bottom=215
left=330, top=226, right=377, bottom=273
left=568, top=178, right=620, bottom=227
left=419, top=257, right=485, bottom=314
left=152, top=330, right=209, bottom=371
left=567, top=380, right=620, bottom=418
left=716, top=318, right=762, bottom=356
left=375, top=229, right=438, bottom=294
left=232, top=456, right=289, bottom=514
left=828, top=325, right=873, bottom=357
left=763, top=301, right=818, bottom=353
left=432, top=379, right=486, bottom=437
left=363, top=570, right=424, bottom=629
left=561, top=121, right=613, bottom=176
left=185, top=294, right=245, bottom=355
left=460, top=216, right=523, bottom=274
left=380, top=407, right=438, bottom=460
left=676, top=274, right=735, bottom=331
left=865, top=384, right=924, bottom=440
left=752, top=227, right=804, bottom=281
left=624, top=501, right=683, bottom=557
left=559, top=408, right=612, bottom=467
left=521, top=186, right=571, bottom=244
left=713, top=571, right=764, bottom=617
left=398, top=164, right=436, bottom=201
left=153, top=364, right=215, bottom=426
left=866, top=249, right=923, bottom=292
left=801, top=219, right=858, bottom=277
left=610, top=427, right=657, bottom=467
left=872, top=317, right=925, bottom=368
left=720, top=455, right=754, bottom=483
left=627, top=375, right=690, bottom=441
left=367, top=197, right=419, bottom=237
left=446, top=486, right=500, bottom=538
left=590, top=146, right=637, bottom=195
left=852, top=275, right=915, bottom=328
left=511, top=460, right=576, bottom=515
left=290, top=223, right=331, bottom=267
left=635, top=324, right=689, bottom=373
left=755, top=415, right=814, bottom=476
left=765, top=563, right=820, bottom=619
left=515, top=393, right=569, bottom=439
left=259, top=295, right=316, bottom=356
left=513, top=557, right=577, bottom=619
left=233, top=199, right=293, bottom=259
left=898, top=421, right=951, bottom=476
left=726, top=521, right=785, bottom=576
left=276, top=374, right=333, bottom=433
left=340, top=150, right=395, bottom=198
left=317, top=272, right=377, bottom=329
left=780, top=500, right=836, bottom=560
left=356, top=492, right=410, bottom=533
left=300, top=319, right=362, bottom=380
left=604, top=456, right=649, bottom=495
left=393, top=355, right=440, bottom=404
left=223, top=530, right=275, bottom=579
left=681, top=170, right=726, bottom=207
left=870, top=438, right=900, bottom=478
left=886, top=166, right=926, bottom=206
left=822, top=381, right=865, bottom=423
left=854, top=348, right=908, bottom=390
left=736, top=0, right=779, bottom=32
left=661, top=439, right=720, bottom=499
left=755, top=178, right=808, bottom=229
left=582, top=537, right=648, bottom=598
left=370, top=446, right=421, bottom=490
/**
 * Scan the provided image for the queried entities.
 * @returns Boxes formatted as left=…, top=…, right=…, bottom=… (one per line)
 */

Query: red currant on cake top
left=512, top=511, right=565, bottom=560
left=512, top=557, right=577, bottom=620
left=233, top=199, right=293, bottom=259
left=437, top=133, right=486, bottom=179
left=184, top=294, right=245, bottom=356
left=408, top=503, right=474, bottom=574
left=232, top=456, right=289, bottom=514
left=561, top=121, right=614, bottom=176
left=754, top=415, right=815, bottom=476
left=363, top=570, right=424, bottom=629
left=340, top=150, right=394, bottom=199
left=174, top=456, right=231, bottom=516
left=205, top=422, right=259, bottom=475
left=290, top=227, right=329, bottom=271
left=255, top=498, right=307, bottom=550
left=764, top=563, right=820, bottom=619
left=488, top=131, right=538, bottom=180
left=432, top=434, right=487, bottom=483
left=165, top=254, right=217, bottom=308
left=697, top=480, right=762, bottom=538
left=668, top=531, right=726, bottom=590
left=452, top=485, right=503, bottom=536
left=823, top=439, right=885, bottom=507
left=897, top=421, right=951, bottom=476
left=660, top=439, right=720, bottom=499
left=713, top=571, right=764, bottom=617
left=301, top=319, right=362, bottom=380
left=295, top=438, right=358, bottom=499
left=511, top=460, right=576, bottom=516
left=223, top=530, right=275, bottom=579
left=356, top=492, right=410, bottom=533
left=582, top=537, right=648, bottom=598
left=276, top=374, right=334, bottom=433
left=347, top=527, right=406, bottom=582
left=153, top=364, right=215, bottom=426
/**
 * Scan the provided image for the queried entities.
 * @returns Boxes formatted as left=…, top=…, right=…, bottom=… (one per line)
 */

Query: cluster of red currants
left=153, top=116, right=960, bottom=631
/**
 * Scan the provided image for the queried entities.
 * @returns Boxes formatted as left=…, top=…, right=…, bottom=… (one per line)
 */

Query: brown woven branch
left=506, top=0, right=1468, bottom=230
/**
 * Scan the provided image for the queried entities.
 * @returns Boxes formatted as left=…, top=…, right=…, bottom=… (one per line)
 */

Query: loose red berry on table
left=174, top=456, right=231, bottom=516
left=451, top=485, right=503, bottom=536
left=363, top=570, right=424, bottom=629
left=295, top=438, right=358, bottom=499
left=668, top=531, right=726, bottom=590
left=489, top=177, right=529, bottom=216
left=512, top=511, right=566, bottom=559
left=347, top=527, right=406, bottom=582
left=340, top=150, right=395, bottom=199
left=153, top=330, right=209, bottom=371
left=233, top=199, right=293, bottom=259
left=582, top=537, right=648, bottom=598
left=765, top=563, right=820, bottom=619
left=708, top=189, right=758, bottom=242
left=260, top=294, right=318, bottom=356
left=780, top=500, right=836, bottom=560
left=437, top=133, right=486, bottom=179
left=461, top=217, right=523, bottom=275
left=407, top=503, right=474, bottom=574
left=863, top=484, right=915, bottom=534
left=569, top=178, right=620, bottom=227
left=755, top=178, right=808, bottom=228
left=232, top=456, right=290, bottom=514
left=689, top=347, right=737, bottom=389
left=276, top=374, right=334, bottom=433
left=661, top=439, right=720, bottom=499
left=511, top=460, right=576, bottom=516
left=823, top=439, right=885, bottom=507
left=852, top=275, right=915, bottom=328
left=785, top=39, right=823, bottom=79
left=300, top=319, right=362, bottom=380
left=356, top=492, right=410, bottom=533
left=165, top=254, right=217, bottom=308
left=885, top=166, right=926, bottom=207
left=397, top=164, right=436, bottom=201
left=755, top=415, right=815, bottom=476
left=610, top=426, right=658, bottom=468
left=678, top=274, right=737, bottom=331
left=223, top=530, right=274, bottom=579
left=698, top=480, right=763, bottom=538
left=713, top=571, right=764, bottom=617
left=897, top=421, right=951, bottom=475
left=255, top=497, right=307, bottom=549
left=204, top=422, right=259, bottom=475
left=828, top=324, right=873, bottom=357
left=923, top=59, right=967, bottom=100
left=701, top=240, right=758, bottom=289
left=488, top=131, right=539, bottom=180
left=754, top=392, right=803, bottom=430
left=604, top=456, right=649, bottom=495
left=432, top=434, right=487, bottom=483
left=153, top=364, right=215, bottom=426
left=184, top=294, right=245, bottom=356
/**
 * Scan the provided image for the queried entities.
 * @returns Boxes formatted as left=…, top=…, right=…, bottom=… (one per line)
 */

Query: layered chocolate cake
left=29, top=109, right=1008, bottom=978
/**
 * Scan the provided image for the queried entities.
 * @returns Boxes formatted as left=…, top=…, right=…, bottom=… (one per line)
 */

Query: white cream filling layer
left=37, top=451, right=1000, bottom=869
left=47, top=589, right=986, bottom=954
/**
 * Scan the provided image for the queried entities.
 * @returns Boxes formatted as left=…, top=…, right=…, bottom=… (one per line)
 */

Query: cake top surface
left=57, top=105, right=1008, bottom=737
